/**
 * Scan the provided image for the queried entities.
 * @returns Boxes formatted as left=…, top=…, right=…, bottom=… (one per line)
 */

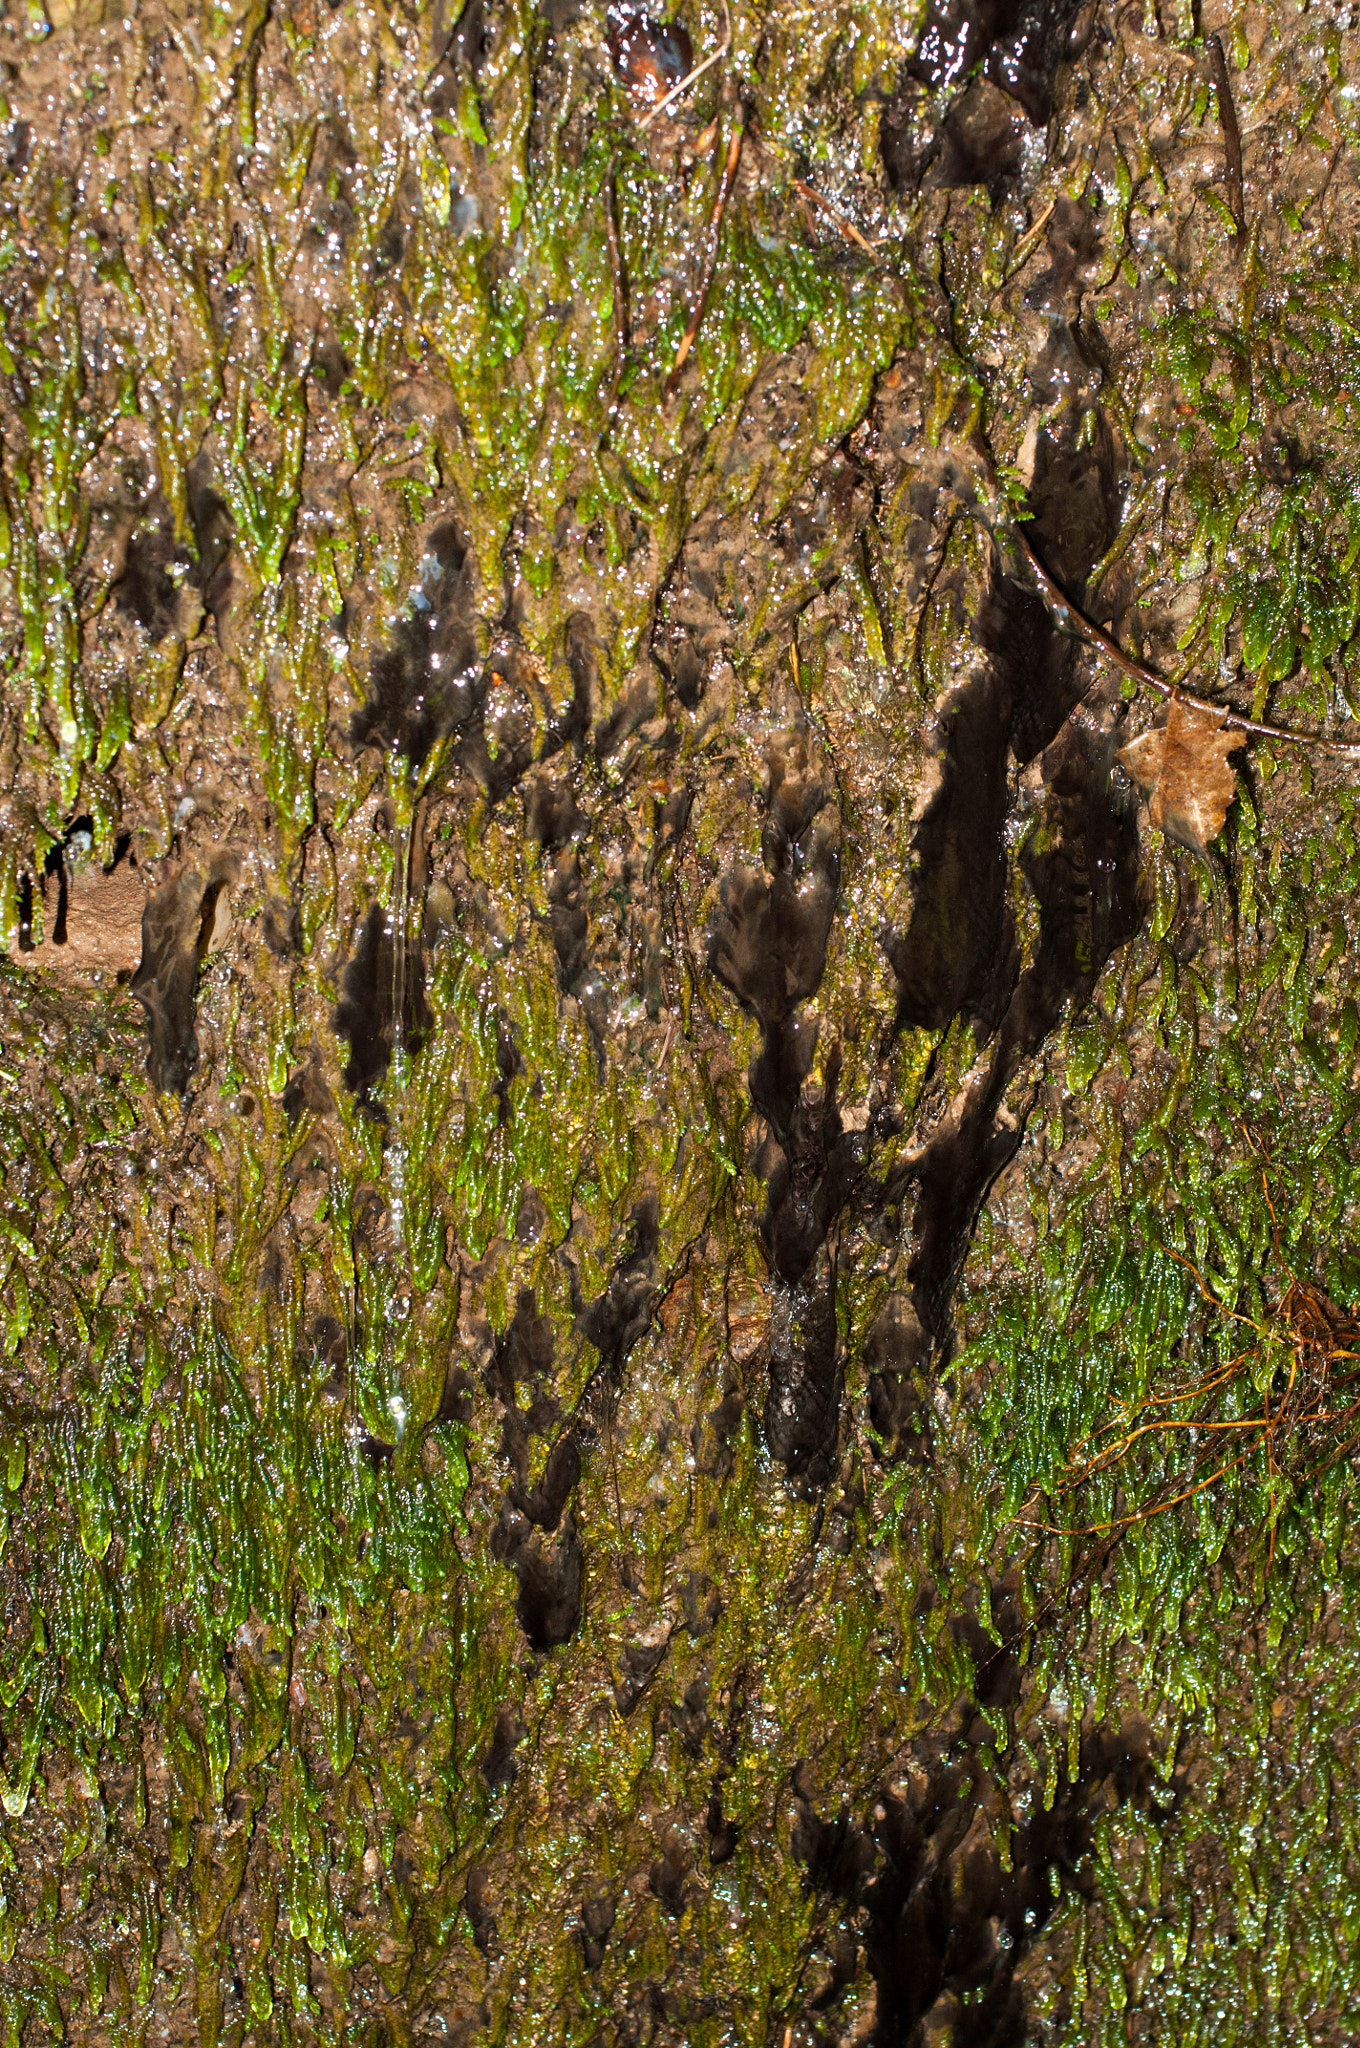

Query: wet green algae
left=2, top=0, right=1360, bottom=2041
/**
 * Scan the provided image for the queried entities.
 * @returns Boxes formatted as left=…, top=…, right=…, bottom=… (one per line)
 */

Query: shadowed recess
left=1000, top=714, right=1146, bottom=1061
left=764, top=1249, right=843, bottom=1494
left=886, top=665, right=1017, bottom=1038
left=507, top=1515, right=584, bottom=1651
left=902, top=711, right=1144, bottom=1346
left=888, top=420, right=1121, bottom=1026
left=486, top=1286, right=587, bottom=1650
left=883, top=0, right=1086, bottom=189
left=709, top=736, right=848, bottom=1482
left=131, top=866, right=232, bottom=1094
left=186, top=451, right=235, bottom=615
left=350, top=520, right=481, bottom=769
left=332, top=900, right=432, bottom=1102
left=577, top=1192, right=661, bottom=1373
left=796, top=1711, right=1167, bottom=2047
left=113, top=523, right=191, bottom=641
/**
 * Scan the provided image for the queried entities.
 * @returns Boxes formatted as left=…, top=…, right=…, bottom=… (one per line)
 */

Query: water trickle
left=334, top=819, right=430, bottom=1141
left=386, top=807, right=413, bottom=1257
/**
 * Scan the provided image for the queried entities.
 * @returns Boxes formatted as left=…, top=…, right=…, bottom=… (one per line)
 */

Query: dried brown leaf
left=1118, top=697, right=1243, bottom=853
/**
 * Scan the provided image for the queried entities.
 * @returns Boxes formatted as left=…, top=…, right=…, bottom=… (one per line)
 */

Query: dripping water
left=387, top=807, right=413, bottom=1257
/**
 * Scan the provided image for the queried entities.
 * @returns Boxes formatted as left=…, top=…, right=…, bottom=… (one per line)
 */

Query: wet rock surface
left=0, top=0, right=1357, bottom=2043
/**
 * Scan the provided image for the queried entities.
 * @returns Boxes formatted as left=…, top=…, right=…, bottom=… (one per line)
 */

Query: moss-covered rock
left=2, top=0, right=1360, bottom=2041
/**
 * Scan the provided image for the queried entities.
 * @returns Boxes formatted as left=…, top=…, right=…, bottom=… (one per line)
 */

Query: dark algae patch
left=6, top=0, right=1360, bottom=2043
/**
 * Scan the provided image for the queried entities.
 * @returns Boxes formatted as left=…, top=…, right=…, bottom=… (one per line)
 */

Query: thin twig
left=995, top=197, right=1056, bottom=292
left=638, top=42, right=729, bottom=130
left=1080, top=1412, right=1279, bottom=1471
left=1012, top=524, right=1360, bottom=757
left=1162, top=1244, right=1261, bottom=1325
left=1013, top=1448, right=1252, bottom=1537
left=791, top=178, right=880, bottom=261
left=1206, top=34, right=1246, bottom=252
left=664, top=118, right=745, bottom=400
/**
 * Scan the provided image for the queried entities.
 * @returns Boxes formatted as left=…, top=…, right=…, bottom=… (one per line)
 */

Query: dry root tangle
left=1016, top=1161, right=1360, bottom=1561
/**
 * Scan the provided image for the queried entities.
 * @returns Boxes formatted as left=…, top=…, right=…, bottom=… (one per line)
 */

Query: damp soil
left=1, top=1, right=1360, bottom=2044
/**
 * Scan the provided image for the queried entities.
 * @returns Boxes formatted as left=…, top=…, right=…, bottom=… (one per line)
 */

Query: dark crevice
left=503, top=1514, right=583, bottom=1652
left=131, top=865, right=234, bottom=1095
left=548, top=610, right=597, bottom=758
left=461, top=636, right=540, bottom=803
left=708, top=733, right=848, bottom=1484
left=755, top=1037, right=858, bottom=1288
left=577, top=1192, right=660, bottom=1376
left=704, top=422, right=1146, bottom=1481
left=525, top=776, right=583, bottom=851
left=511, top=1429, right=581, bottom=1531
left=282, top=1044, right=336, bottom=1122
left=546, top=853, right=590, bottom=994
left=487, top=1288, right=585, bottom=1651
left=492, top=1011, right=522, bottom=1125
left=332, top=901, right=432, bottom=1106
left=888, top=419, right=1121, bottom=1034
left=481, top=1707, right=524, bottom=1789
left=885, top=664, right=1017, bottom=1038
left=113, top=521, right=193, bottom=641
left=763, top=1247, right=843, bottom=1493
left=883, top=0, right=1087, bottom=191
left=864, top=1298, right=932, bottom=1459
left=350, top=520, right=481, bottom=769
left=186, top=452, right=235, bottom=617
left=999, top=715, right=1145, bottom=1066
left=46, top=838, right=69, bottom=947
left=905, top=1067, right=1026, bottom=1349
left=796, top=1706, right=1174, bottom=2047
left=877, top=418, right=1142, bottom=1358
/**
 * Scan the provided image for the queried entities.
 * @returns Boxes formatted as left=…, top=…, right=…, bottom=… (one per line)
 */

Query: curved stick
left=1012, top=525, right=1360, bottom=758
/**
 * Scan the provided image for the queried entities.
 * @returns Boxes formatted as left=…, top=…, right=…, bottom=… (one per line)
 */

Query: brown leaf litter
left=1118, top=697, right=1244, bottom=855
